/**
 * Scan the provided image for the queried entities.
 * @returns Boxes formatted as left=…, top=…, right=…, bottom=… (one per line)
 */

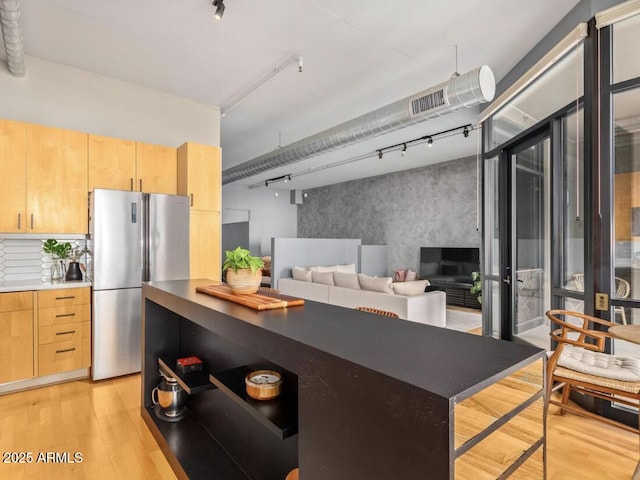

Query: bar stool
left=285, top=468, right=299, bottom=480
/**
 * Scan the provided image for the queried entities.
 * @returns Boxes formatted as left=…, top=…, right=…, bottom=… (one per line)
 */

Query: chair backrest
left=615, top=277, right=630, bottom=299
left=355, top=306, right=399, bottom=318
left=572, top=274, right=630, bottom=300
left=572, top=273, right=585, bottom=292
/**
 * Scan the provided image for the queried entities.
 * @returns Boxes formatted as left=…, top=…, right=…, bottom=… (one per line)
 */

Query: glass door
left=499, top=131, right=552, bottom=347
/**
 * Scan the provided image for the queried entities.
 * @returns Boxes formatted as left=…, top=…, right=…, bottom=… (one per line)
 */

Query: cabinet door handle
left=190, top=193, right=194, bottom=207
left=56, top=330, right=76, bottom=335
left=130, top=178, right=134, bottom=191
left=139, top=179, right=143, bottom=191
left=30, top=214, right=34, bottom=229
left=55, top=313, right=76, bottom=318
left=55, top=296, right=75, bottom=300
left=56, top=348, right=76, bottom=354
left=17, top=213, right=21, bottom=229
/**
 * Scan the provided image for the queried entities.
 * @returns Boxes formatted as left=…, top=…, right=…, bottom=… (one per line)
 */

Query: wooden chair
left=355, top=306, right=399, bottom=318
left=285, top=468, right=299, bottom=480
left=545, top=309, right=640, bottom=437
left=572, top=273, right=630, bottom=324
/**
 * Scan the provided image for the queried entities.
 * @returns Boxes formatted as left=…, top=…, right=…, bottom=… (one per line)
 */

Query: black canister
left=65, top=262, right=83, bottom=281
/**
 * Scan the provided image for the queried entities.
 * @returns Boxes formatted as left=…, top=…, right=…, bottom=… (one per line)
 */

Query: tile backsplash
left=0, top=238, right=86, bottom=282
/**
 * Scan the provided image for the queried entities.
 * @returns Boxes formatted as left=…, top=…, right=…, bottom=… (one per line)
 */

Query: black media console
left=420, top=247, right=481, bottom=310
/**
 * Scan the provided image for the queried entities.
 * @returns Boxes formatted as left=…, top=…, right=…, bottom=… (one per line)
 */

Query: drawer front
left=39, top=321, right=90, bottom=345
left=38, top=304, right=90, bottom=326
left=39, top=335, right=90, bottom=376
left=37, top=287, right=90, bottom=309
left=0, top=291, right=33, bottom=312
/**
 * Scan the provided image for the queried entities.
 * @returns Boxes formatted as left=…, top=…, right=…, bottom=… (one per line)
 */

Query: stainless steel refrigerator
left=90, top=188, right=190, bottom=380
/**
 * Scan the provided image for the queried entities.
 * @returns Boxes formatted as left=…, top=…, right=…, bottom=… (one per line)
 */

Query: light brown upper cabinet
left=177, top=142, right=222, bottom=280
left=190, top=210, right=221, bottom=281
left=88, top=134, right=136, bottom=192
left=0, top=119, right=27, bottom=232
left=177, top=142, right=221, bottom=211
left=26, top=124, right=88, bottom=234
left=136, top=142, right=177, bottom=194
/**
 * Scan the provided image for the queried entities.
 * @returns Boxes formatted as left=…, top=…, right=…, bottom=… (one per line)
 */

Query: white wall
left=222, top=185, right=298, bottom=256
left=0, top=55, right=220, bottom=146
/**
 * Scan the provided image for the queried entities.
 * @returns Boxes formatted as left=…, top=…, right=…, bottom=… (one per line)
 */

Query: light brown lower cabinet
left=0, top=291, right=34, bottom=384
left=37, top=287, right=91, bottom=376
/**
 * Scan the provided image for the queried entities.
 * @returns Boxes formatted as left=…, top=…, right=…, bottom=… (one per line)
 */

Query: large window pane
left=613, top=13, right=640, bottom=84
left=563, top=109, right=585, bottom=291
left=487, top=45, right=584, bottom=150
left=613, top=88, right=640, bottom=315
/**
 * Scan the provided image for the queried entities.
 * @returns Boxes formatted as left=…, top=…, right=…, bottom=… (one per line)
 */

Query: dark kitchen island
left=141, top=279, right=546, bottom=480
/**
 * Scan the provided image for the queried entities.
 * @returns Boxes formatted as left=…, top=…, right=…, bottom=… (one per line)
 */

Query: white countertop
left=0, top=280, right=92, bottom=293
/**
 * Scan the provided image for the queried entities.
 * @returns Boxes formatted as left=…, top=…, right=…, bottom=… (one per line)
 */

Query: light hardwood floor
left=0, top=375, right=637, bottom=479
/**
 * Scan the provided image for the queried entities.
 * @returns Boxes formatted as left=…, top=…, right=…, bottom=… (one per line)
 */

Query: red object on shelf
left=176, top=356, right=203, bottom=374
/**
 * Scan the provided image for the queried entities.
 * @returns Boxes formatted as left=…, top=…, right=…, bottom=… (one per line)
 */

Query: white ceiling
left=11, top=0, right=582, bottom=190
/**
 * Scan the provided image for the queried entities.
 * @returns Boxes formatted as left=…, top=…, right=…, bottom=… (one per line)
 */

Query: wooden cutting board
left=195, top=284, right=305, bottom=310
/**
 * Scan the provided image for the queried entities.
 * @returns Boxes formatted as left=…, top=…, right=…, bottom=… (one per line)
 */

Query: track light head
left=213, top=0, right=225, bottom=21
left=463, top=126, right=469, bottom=138
left=427, top=137, right=433, bottom=147
left=401, top=143, right=407, bottom=156
left=298, top=56, right=304, bottom=73
left=378, top=150, right=383, bottom=159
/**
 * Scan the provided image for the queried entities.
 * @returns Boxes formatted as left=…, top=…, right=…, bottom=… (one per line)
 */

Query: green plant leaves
left=470, top=271, right=482, bottom=303
left=222, top=246, right=264, bottom=273
left=42, top=239, right=73, bottom=259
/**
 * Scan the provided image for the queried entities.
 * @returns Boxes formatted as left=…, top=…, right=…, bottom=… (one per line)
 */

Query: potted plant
left=43, top=239, right=73, bottom=282
left=222, top=246, right=264, bottom=294
left=470, top=271, right=482, bottom=304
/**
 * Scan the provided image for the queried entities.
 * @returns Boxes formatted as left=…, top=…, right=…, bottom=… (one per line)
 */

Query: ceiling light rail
left=221, top=55, right=304, bottom=117
left=250, top=123, right=476, bottom=188
left=376, top=123, right=473, bottom=158
left=264, top=174, right=292, bottom=187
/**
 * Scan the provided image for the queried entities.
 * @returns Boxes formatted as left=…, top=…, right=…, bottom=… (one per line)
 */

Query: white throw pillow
left=358, top=274, right=393, bottom=294
left=405, top=269, right=418, bottom=281
left=333, top=272, right=361, bottom=289
left=312, top=270, right=335, bottom=285
left=392, top=280, right=430, bottom=296
left=335, top=263, right=357, bottom=274
left=315, top=265, right=338, bottom=273
left=292, top=266, right=312, bottom=282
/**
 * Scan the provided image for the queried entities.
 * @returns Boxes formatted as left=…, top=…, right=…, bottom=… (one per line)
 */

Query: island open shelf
left=142, top=405, right=249, bottom=480
left=209, top=365, right=298, bottom=439
left=142, top=279, right=546, bottom=480
left=158, top=356, right=217, bottom=395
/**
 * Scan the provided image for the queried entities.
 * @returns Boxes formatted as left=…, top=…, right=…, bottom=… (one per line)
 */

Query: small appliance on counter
left=152, top=369, right=189, bottom=422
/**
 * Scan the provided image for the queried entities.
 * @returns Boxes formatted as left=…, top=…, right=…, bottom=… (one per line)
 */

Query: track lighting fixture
left=212, top=0, right=225, bottom=21
left=265, top=174, right=292, bottom=187
left=251, top=123, right=475, bottom=189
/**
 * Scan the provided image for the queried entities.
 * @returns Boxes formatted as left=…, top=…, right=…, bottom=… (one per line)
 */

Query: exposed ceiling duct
left=0, top=0, right=25, bottom=77
left=222, top=65, right=496, bottom=185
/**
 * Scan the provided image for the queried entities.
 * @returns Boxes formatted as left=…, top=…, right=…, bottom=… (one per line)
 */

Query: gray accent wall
left=298, top=156, right=481, bottom=274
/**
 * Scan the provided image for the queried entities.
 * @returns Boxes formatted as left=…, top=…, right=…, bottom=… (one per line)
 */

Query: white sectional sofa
left=278, top=277, right=446, bottom=327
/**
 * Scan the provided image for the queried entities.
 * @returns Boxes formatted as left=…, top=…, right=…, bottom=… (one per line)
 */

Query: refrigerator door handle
left=142, top=195, right=149, bottom=282
left=131, top=203, right=137, bottom=223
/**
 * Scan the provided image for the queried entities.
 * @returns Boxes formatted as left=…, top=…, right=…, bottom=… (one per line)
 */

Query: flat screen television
left=420, top=247, right=480, bottom=285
